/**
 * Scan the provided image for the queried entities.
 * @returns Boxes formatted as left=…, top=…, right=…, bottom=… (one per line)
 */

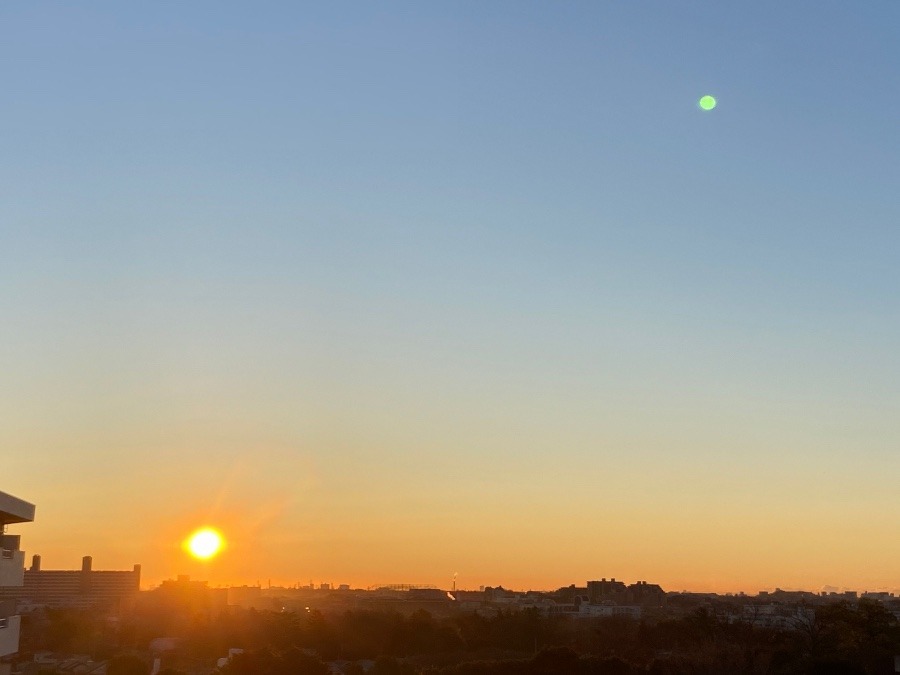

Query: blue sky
left=3, top=2, right=899, bottom=591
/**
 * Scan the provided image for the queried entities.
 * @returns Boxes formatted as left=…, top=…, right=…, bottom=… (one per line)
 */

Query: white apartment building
left=0, top=491, right=35, bottom=675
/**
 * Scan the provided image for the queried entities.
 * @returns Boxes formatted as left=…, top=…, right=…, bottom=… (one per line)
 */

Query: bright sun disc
left=185, top=527, right=224, bottom=560
left=699, top=95, right=717, bottom=111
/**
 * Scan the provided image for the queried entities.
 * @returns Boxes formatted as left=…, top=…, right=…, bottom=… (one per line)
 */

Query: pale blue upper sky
left=3, top=2, right=899, bottom=590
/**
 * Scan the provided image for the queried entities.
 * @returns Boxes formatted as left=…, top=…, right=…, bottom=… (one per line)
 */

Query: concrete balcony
left=0, top=492, right=34, bottom=526
left=0, top=551, right=24, bottom=588
left=0, top=613, right=20, bottom=658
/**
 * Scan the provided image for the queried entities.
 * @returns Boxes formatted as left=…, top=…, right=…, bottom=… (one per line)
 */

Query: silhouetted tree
left=281, top=646, right=330, bottom=675
left=107, top=653, right=150, bottom=675
left=530, top=646, right=579, bottom=674
left=579, top=655, right=637, bottom=675
left=371, top=655, right=417, bottom=675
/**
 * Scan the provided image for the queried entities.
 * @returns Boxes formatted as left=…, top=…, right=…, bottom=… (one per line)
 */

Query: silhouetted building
left=0, top=555, right=140, bottom=610
left=150, top=575, right=228, bottom=615
left=587, top=578, right=627, bottom=604
left=407, top=588, right=447, bottom=601
left=483, top=586, right=518, bottom=603
left=579, top=604, right=643, bottom=619
left=0, top=490, right=35, bottom=675
left=227, top=585, right=263, bottom=608
left=626, top=580, right=666, bottom=607
left=553, top=584, right=588, bottom=603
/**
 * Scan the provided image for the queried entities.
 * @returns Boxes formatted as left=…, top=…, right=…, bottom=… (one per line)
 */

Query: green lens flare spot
left=699, top=95, right=717, bottom=111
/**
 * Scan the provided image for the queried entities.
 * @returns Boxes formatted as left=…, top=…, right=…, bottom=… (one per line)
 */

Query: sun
left=698, top=94, right=717, bottom=111
left=184, top=527, right=224, bottom=560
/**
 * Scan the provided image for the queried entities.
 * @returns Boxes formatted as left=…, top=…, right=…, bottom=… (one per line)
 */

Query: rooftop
left=0, top=490, right=35, bottom=525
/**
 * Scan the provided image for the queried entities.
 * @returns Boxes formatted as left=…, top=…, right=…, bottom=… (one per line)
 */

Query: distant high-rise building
left=0, top=555, right=140, bottom=611
left=0, top=490, right=35, bottom=675
left=586, top=578, right=627, bottom=604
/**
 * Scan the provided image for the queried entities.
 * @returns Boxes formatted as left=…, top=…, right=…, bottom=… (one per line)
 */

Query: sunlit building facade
left=0, top=490, right=35, bottom=675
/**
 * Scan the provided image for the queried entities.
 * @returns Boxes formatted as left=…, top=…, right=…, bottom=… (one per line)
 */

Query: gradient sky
left=3, top=1, right=900, bottom=594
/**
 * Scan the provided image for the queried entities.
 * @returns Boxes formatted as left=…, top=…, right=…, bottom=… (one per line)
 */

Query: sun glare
left=185, top=527, right=224, bottom=560
left=698, top=94, right=717, bottom=110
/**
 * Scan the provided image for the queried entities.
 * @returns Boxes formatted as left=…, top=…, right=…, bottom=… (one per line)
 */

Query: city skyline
left=13, top=546, right=900, bottom=598
left=5, top=2, right=900, bottom=596
left=10, top=543, right=900, bottom=598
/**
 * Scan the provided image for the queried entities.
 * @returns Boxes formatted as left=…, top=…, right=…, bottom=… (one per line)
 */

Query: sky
left=3, top=1, right=899, bottom=594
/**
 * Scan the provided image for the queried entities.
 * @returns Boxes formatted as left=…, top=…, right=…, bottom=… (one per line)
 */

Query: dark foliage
left=107, top=653, right=150, bottom=675
left=17, top=596, right=900, bottom=674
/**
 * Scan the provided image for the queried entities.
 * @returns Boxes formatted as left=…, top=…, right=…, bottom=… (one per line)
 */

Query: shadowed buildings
left=0, top=555, right=140, bottom=611
left=587, top=578, right=628, bottom=604
left=585, top=578, right=666, bottom=608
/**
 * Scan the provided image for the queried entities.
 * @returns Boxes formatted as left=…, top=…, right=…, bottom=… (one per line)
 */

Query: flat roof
left=0, top=490, right=35, bottom=525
